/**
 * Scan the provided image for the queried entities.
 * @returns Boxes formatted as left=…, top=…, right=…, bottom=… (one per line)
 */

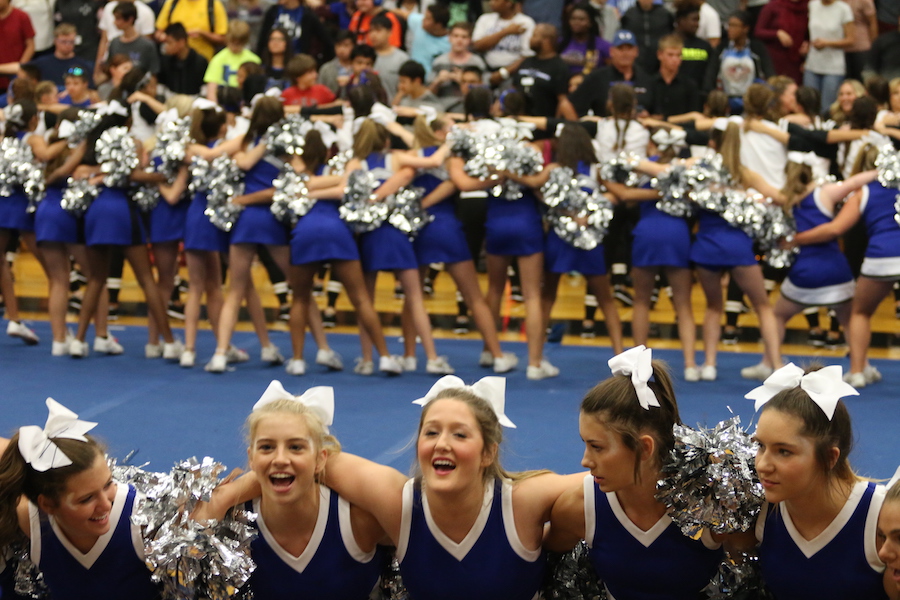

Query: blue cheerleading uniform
left=858, top=182, right=900, bottom=280
left=85, top=186, right=146, bottom=247
left=545, top=162, right=606, bottom=275
left=184, top=142, right=229, bottom=253
left=29, top=484, right=160, bottom=600
left=397, top=478, right=545, bottom=600
left=780, top=189, right=855, bottom=305
left=35, top=181, right=82, bottom=244
left=632, top=200, right=691, bottom=269
left=584, top=475, right=723, bottom=600
left=358, top=152, right=418, bottom=272
left=0, top=132, right=36, bottom=232
left=689, top=210, right=756, bottom=270
left=485, top=188, right=544, bottom=257
left=230, top=153, right=289, bottom=246
left=245, top=487, right=384, bottom=600
left=291, top=165, right=359, bottom=264
left=756, top=481, right=888, bottom=600
left=147, top=158, right=188, bottom=244
left=412, top=146, right=471, bottom=265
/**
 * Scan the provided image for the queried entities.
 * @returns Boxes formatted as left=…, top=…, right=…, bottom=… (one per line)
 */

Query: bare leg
left=287, top=263, right=317, bottom=361
left=184, top=250, right=222, bottom=352
left=358, top=271, right=379, bottom=363
left=75, top=245, right=111, bottom=342
left=485, top=253, right=512, bottom=324
left=848, top=277, right=893, bottom=374
left=69, top=245, right=109, bottom=339
left=267, top=244, right=330, bottom=353
left=40, top=242, right=71, bottom=343
left=541, top=271, right=561, bottom=331
left=397, top=268, right=439, bottom=361
left=696, top=267, right=724, bottom=369
left=445, top=260, right=503, bottom=357
left=125, top=245, right=175, bottom=344
left=517, top=252, right=545, bottom=369
left=731, top=264, right=782, bottom=369
left=333, top=260, right=390, bottom=357
left=0, top=230, right=21, bottom=323
left=631, top=266, right=656, bottom=347
left=147, top=241, right=180, bottom=345
left=666, top=266, right=697, bottom=369
left=586, top=274, right=624, bottom=354
left=215, top=244, right=257, bottom=355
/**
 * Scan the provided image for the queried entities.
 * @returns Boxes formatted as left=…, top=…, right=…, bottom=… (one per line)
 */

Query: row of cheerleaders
left=0, top=347, right=898, bottom=600
left=2, top=93, right=900, bottom=383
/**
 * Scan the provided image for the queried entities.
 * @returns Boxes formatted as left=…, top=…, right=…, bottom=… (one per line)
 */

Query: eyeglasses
left=67, top=67, right=85, bottom=76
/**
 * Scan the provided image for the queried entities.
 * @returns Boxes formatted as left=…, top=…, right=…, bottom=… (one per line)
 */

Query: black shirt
left=621, top=4, right=674, bottom=73
left=54, top=0, right=101, bottom=62
left=868, top=31, right=900, bottom=82
left=643, top=71, right=701, bottom=118
left=678, top=35, right=713, bottom=92
left=157, top=49, right=209, bottom=95
left=568, top=64, right=651, bottom=117
left=513, top=55, right=569, bottom=118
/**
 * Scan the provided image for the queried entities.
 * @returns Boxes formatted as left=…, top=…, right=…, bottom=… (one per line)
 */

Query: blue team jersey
left=30, top=483, right=159, bottom=600
left=245, top=486, right=384, bottom=599
left=584, top=475, right=723, bottom=600
left=858, top=182, right=900, bottom=278
left=397, top=478, right=546, bottom=600
left=756, top=481, right=888, bottom=600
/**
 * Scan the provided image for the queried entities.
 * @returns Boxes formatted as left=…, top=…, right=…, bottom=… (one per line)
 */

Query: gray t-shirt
left=704, top=0, right=740, bottom=23
left=374, top=47, right=410, bottom=100
left=108, top=35, right=160, bottom=74
left=806, top=0, right=853, bottom=75
left=397, top=89, right=443, bottom=111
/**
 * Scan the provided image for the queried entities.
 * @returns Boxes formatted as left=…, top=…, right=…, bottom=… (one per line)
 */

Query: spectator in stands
left=348, top=0, right=402, bottom=48
left=318, top=29, right=353, bottom=94
left=256, top=0, right=334, bottom=65
left=703, top=11, right=774, bottom=113
left=204, top=20, right=260, bottom=100
left=843, top=0, right=876, bottom=81
left=439, top=0, right=482, bottom=27
left=472, top=0, right=535, bottom=73
left=868, top=13, right=900, bottom=81
left=431, top=22, right=487, bottom=98
left=804, top=0, right=854, bottom=111
left=0, top=0, right=35, bottom=93
left=370, top=12, right=409, bottom=100
left=29, top=23, right=94, bottom=89
left=579, top=0, right=619, bottom=42
left=97, top=53, right=132, bottom=99
left=280, top=53, right=338, bottom=107
left=54, top=0, right=100, bottom=62
left=394, top=59, right=443, bottom=110
left=876, top=0, right=899, bottom=35
left=97, top=0, right=155, bottom=75
left=348, top=43, right=376, bottom=83
left=569, top=29, right=651, bottom=117
left=643, top=33, right=701, bottom=118
left=559, top=2, right=611, bottom=75
left=157, top=22, right=209, bottom=95
left=407, top=3, right=451, bottom=80
left=432, top=56, right=485, bottom=112
left=326, top=0, right=355, bottom=34
left=14, top=0, right=54, bottom=54
left=511, top=23, right=577, bottom=119
left=674, top=0, right=713, bottom=90
left=754, top=0, right=808, bottom=84
left=696, top=0, right=722, bottom=47
left=704, top=0, right=740, bottom=26
left=258, top=27, right=293, bottom=90
left=59, top=65, right=98, bottom=106
left=109, top=2, right=160, bottom=74
left=621, top=0, right=674, bottom=73
left=154, top=0, right=229, bottom=61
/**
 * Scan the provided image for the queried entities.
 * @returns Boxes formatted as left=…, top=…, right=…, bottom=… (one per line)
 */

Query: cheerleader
left=398, top=114, right=517, bottom=373
left=0, top=101, right=42, bottom=346
left=447, top=87, right=550, bottom=379
left=501, top=124, right=624, bottom=356
left=0, top=399, right=160, bottom=600
left=547, top=346, right=724, bottom=598
left=878, top=477, right=900, bottom=599
left=58, top=100, right=181, bottom=358
left=283, top=127, right=400, bottom=376
left=348, top=118, right=453, bottom=376
left=205, top=97, right=340, bottom=374
left=36, top=108, right=120, bottom=356
left=199, top=381, right=388, bottom=598
left=320, top=375, right=583, bottom=600
left=747, top=363, right=891, bottom=599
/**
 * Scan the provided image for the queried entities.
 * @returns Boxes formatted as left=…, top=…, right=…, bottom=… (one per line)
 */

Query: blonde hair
left=165, top=94, right=196, bottom=118
left=829, top=79, right=865, bottom=125
left=411, top=114, right=445, bottom=149
left=889, top=77, right=900, bottom=112
left=352, top=118, right=389, bottom=159
left=719, top=121, right=743, bottom=185
left=780, top=161, right=813, bottom=210
left=226, top=20, right=251, bottom=46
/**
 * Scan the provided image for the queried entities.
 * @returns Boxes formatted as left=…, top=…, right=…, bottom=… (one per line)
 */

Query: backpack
left=167, top=0, right=216, bottom=33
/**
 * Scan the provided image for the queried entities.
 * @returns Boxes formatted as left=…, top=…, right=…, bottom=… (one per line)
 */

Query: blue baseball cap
left=612, top=29, right=637, bottom=47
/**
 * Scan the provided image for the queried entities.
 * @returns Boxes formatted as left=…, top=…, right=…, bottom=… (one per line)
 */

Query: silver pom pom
left=875, top=144, right=900, bottom=189
left=542, top=167, right=614, bottom=250
left=151, top=116, right=192, bottom=181
left=189, top=156, right=212, bottom=195
left=597, top=152, right=645, bottom=187
left=339, top=169, right=389, bottom=233
left=262, top=114, right=312, bottom=157
left=271, top=164, right=313, bottom=226
left=96, top=127, right=139, bottom=188
left=204, top=155, right=244, bottom=232
left=447, top=125, right=543, bottom=200
left=326, top=149, right=353, bottom=176
left=66, top=110, right=101, bottom=148
left=0, top=136, right=42, bottom=209
left=387, top=186, right=433, bottom=239
left=652, top=162, right=694, bottom=218
left=61, top=177, right=100, bottom=216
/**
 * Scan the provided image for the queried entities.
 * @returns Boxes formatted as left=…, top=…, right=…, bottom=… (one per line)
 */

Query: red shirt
left=0, top=8, right=35, bottom=89
left=348, top=9, right=402, bottom=48
left=281, top=84, right=337, bottom=107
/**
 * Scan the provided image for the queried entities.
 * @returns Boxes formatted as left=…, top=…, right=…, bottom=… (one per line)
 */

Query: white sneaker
left=863, top=364, right=882, bottom=384
left=478, top=350, right=494, bottom=367
left=741, top=362, right=773, bottom=381
left=699, top=365, right=717, bottom=381
left=226, top=345, right=250, bottom=363
left=52, top=337, right=71, bottom=356
left=285, top=358, right=306, bottom=375
left=401, top=356, right=417, bottom=371
left=163, top=340, right=184, bottom=360
left=316, top=348, right=344, bottom=370
left=7, top=320, right=39, bottom=345
left=94, top=336, right=124, bottom=355
left=541, top=359, right=560, bottom=377
left=180, top=350, right=196, bottom=368
left=426, top=356, right=455, bottom=375
left=684, top=366, right=700, bottom=382
left=354, top=358, right=374, bottom=376
left=205, top=353, right=228, bottom=373
left=843, top=371, right=867, bottom=389
left=492, top=352, right=518, bottom=373
left=379, top=355, right=403, bottom=375
left=261, top=344, right=285, bottom=365
left=526, top=359, right=560, bottom=381
left=145, top=343, right=162, bottom=359
left=69, top=339, right=89, bottom=358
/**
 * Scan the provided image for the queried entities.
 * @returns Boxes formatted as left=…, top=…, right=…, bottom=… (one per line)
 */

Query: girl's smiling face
left=39, top=453, right=117, bottom=545
left=248, top=413, right=326, bottom=504
left=417, top=398, right=493, bottom=493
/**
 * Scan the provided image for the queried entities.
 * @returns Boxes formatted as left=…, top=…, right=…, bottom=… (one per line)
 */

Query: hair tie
left=607, top=345, right=659, bottom=410
left=57, top=119, right=76, bottom=139
left=413, top=375, right=514, bottom=428
left=253, top=380, right=335, bottom=432
left=18, top=398, right=98, bottom=472
left=744, top=363, right=858, bottom=420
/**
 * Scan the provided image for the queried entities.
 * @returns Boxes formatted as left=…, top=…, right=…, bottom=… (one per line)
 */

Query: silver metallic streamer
left=702, top=551, right=767, bottom=600
left=652, top=162, right=694, bottom=218
left=151, top=116, right=192, bottom=181
left=542, top=541, right=605, bottom=600
left=597, top=152, right=645, bottom=187
left=339, top=169, right=389, bottom=233
left=656, top=416, right=764, bottom=537
left=326, top=149, right=353, bottom=176
left=541, top=167, right=614, bottom=250
left=204, top=155, right=245, bottom=232
left=60, top=177, right=99, bottom=216
left=271, top=164, right=313, bottom=226
left=0, top=137, right=42, bottom=209
left=10, top=540, right=50, bottom=598
left=447, top=125, right=543, bottom=200
left=262, top=114, right=310, bottom=157
left=189, top=156, right=212, bottom=195
left=66, top=110, right=101, bottom=149
left=387, top=186, right=433, bottom=239
left=96, top=126, right=139, bottom=188
left=875, top=144, right=900, bottom=189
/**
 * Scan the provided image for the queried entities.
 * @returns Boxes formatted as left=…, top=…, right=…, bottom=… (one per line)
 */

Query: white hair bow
left=608, top=345, right=659, bottom=410
left=312, top=120, right=338, bottom=149
left=787, top=150, right=829, bottom=182
left=97, top=100, right=128, bottom=118
left=651, top=128, right=687, bottom=152
left=416, top=105, right=438, bottom=126
left=5, top=104, right=25, bottom=126
left=250, top=87, right=284, bottom=111
left=712, top=115, right=743, bottom=132
left=370, top=102, right=397, bottom=126
left=253, top=380, right=335, bottom=431
left=413, top=375, right=515, bottom=428
left=744, top=363, right=858, bottom=420
left=18, top=398, right=98, bottom=472
left=57, top=119, right=76, bottom=139
left=191, top=98, right=222, bottom=113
